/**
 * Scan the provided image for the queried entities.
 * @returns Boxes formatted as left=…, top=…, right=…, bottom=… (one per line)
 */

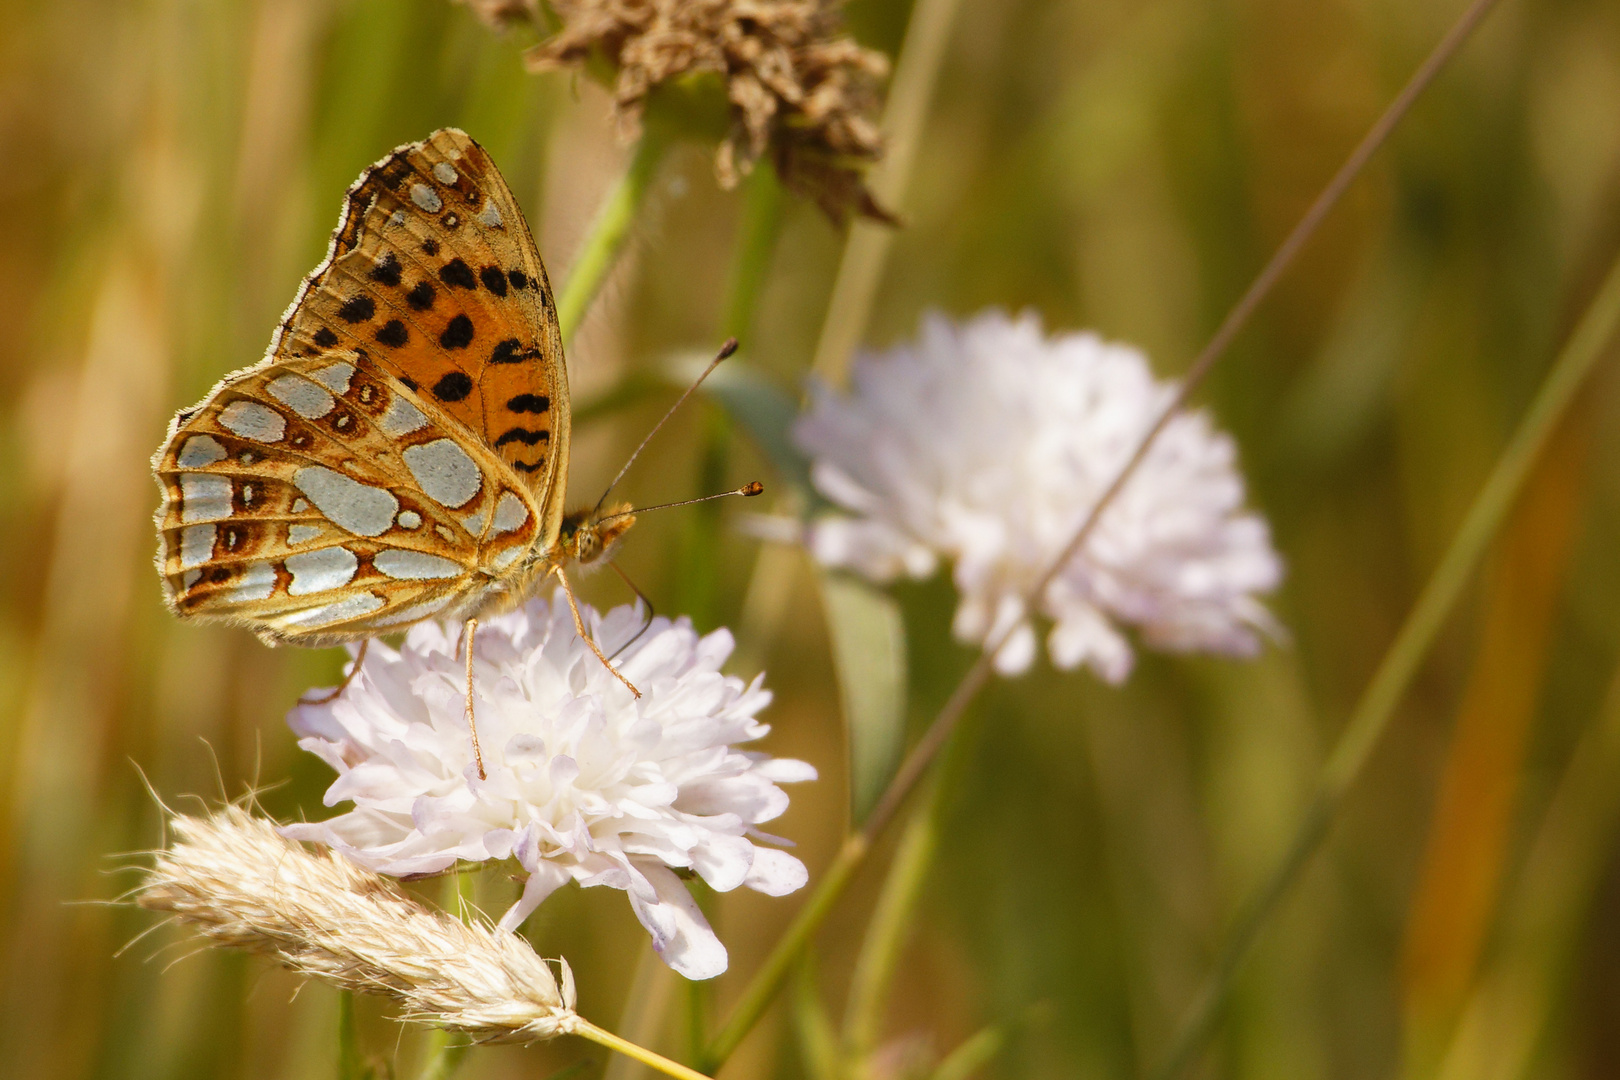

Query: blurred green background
left=4, top=0, right=1620, bottom=1078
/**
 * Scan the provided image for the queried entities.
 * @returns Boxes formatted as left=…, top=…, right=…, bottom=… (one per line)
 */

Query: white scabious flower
left=283, top=594, right=816, bottom=981
left=793, top=309, right=1282, bottom=682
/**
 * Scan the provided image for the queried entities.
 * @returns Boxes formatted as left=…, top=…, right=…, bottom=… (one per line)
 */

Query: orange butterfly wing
left=152, top=129, right=569, bottom=644
left=274, top=128, right=571, bottom=531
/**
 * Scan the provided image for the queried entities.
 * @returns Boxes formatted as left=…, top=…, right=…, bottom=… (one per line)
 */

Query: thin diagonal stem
left=699, top=0, right=1505, bottom=1068
left=1152, top=244, right=1620, bottom=1080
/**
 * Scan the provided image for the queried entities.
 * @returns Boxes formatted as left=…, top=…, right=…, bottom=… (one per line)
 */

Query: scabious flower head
left=520, top=0, right=892, bottom=223
left=793, top=310, right=1283, bottom=682
left=283, top=594, right=815, bottom=981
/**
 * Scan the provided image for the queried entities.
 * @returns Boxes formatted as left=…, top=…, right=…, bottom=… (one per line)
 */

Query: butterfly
left=152, top=128, right=716, bottom=767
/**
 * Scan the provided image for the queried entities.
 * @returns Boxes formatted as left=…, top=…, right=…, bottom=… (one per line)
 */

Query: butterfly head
left=561, top=504, right=637, bottom=566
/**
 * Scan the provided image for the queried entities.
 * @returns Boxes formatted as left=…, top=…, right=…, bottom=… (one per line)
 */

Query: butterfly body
left=153, top=129, right=620, bottom=647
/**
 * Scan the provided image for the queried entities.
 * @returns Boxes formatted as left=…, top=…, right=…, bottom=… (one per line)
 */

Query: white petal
left=626, top=860, right=728, bottom=980
left=498, top=861, right=571, bottom=932
left=690, top=833, right=753, bottom=892
left=744, top=847, right=808, bottom=896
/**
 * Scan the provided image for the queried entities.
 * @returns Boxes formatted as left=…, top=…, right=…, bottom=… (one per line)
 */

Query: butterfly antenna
left=606, top=561, right=656, bottom=661
left=593, top=338, right=739, bottom=517
left=595, top=482, right=763, bottom=527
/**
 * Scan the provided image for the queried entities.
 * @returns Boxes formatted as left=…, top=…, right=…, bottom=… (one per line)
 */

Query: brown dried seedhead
left=454, top=0, right=544, bottom=30
left=525, top=0, right=893, bottom=224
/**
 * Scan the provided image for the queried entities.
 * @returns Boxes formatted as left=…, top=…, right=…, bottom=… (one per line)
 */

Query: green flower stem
left=677, top=162, right=787, bottom=626
left=702, top=0, right=1505, bottom=1068
left=415, top=1036, right=470, bottom=1080
left=723, top=163, right=786, bottom=342
left=840, top=776, right=945, bottom=1056
left=841, top=711, right=980, bottom=1057
left=1151, top=248, right=1620, bottom=1080
left=810, top=0, right=969, bottom=385
left=603, top=945, right=678, bottom=1080
left=338, top=991, right=366, bottom=1080
left=698, top=832, right=870, bottom=1072
left=555, top=131, right=668, bottom=344
left=930, top=1023, right=1007, bottom=1080
left=700, top=645, right=998, bottom=1073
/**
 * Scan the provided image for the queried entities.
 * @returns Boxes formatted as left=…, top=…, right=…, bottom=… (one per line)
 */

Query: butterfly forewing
left=274, top=128, right=571, bottom=535
left=153, top=129, right=564, bottom=645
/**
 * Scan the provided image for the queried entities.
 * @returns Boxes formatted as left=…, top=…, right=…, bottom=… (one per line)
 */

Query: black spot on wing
left=494, top=427, right=549, bottom=448
left=313, top=326, right=339, bottom=348
left=433, top=372, right=473, bottom=402
left=440, top=314, right=474, bottom=350
left=406, top=280, right=435, bottom=311
left=375, top=320, right=408, bottom=347
left=507, top=394, right=550, bottom=413
left=489, top=338, right=539, bottom=365
left=514, top=459, right=544, bottom=473
left=507, top=269, right=529, bottom=290
left=422, top=238, right=440, bottom=257
left=369, top=252, right=403, bottom=287
left=399, top=376, right=418, bottom=392
left=439, top=258, right=477, bottom=290
left=338, top=295, right=375, bottom=323
left=479, top=266, right=508, bottom=297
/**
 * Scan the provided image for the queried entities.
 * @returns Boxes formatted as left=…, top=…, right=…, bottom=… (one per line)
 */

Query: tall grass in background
left=3, top=0, right=1620, bottom=1078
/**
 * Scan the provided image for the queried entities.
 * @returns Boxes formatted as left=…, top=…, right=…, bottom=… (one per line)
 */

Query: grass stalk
left=1434, top=658, right=1620, bottom=1080
left=1151, top=248, right=1620, bottom=1080
left=700, top=0, right=1505, bottom=1068
left=570, top=1018, right=715, bottom=1080
left=555, top=130, right=668, bottom=343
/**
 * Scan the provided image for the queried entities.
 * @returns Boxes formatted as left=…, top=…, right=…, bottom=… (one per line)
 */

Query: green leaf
left=818, top=572, right=908, bottom=824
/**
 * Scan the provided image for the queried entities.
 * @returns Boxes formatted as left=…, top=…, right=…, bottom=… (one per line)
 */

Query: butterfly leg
left=553, top=566, right=642, bottom=698
left=298, top=639, right=371, bottom=705
left=461, top=618, right=488, bottom=780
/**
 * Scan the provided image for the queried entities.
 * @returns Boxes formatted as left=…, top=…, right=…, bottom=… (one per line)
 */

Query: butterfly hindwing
left=154, top=349, right=543, bottom=644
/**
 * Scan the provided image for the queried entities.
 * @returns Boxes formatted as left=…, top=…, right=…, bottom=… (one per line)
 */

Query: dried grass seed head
left=137, top=805, right=578, bottom=1043
left=525, top=0, right=892, bottom=223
